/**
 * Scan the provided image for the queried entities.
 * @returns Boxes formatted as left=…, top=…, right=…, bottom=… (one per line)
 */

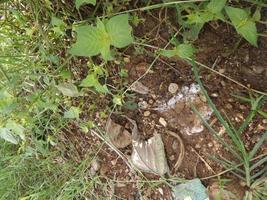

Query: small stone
left=208, top=142, right=213, bottom=147
left=111, top=159, right=117, bottom=166
left=240, top=105, right=246, bottom=110
left=172, top=141, right=178, bottom=150
left=170, top=155, right=175, bottom=161
left=263, top=119, right=267, bottom=124
left=220, top=81, right=226, bottom=87
left=211, top=93, right=218, bottom=97
left=226, top=103, right=233, bottom=109
left=90, top=159, right=100, bottom=175
left=159, top=117, right=167, bottom=127
left=148, top=99, right=154, bottom=104
left=144, top=111, right=151, bottom=117
left=195, top=144, right=201, bottom=149
left=158, top=188, right=164, bottom=195
left=116, top=183, right=126, bottom=187
left=114, top=60, right=121, bottom=65
left=252, top=65, right=264, bottom=74
left=168, top=83, right=179, bottom=94
left=218, top=68, right=226, bottom=74
left=124, top=57, right=130, bottom=63
left=138, top=101, right=148, bottom=109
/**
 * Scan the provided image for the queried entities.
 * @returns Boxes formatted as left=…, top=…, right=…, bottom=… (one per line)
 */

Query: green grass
left=191, top=60, right=267, bottom=200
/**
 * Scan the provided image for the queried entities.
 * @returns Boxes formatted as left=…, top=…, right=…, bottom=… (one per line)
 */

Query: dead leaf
left=130, top=81, right=149, bottom=95
left=106, top=118, right=131, bottom=149
left=125, top=117, right=169, bottom=176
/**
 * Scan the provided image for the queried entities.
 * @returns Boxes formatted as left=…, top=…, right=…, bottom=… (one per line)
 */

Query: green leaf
left=80, top=74, right=109, bottom=94
left=64, top=106, right=80, bottom=119
left=0, top=128, right=18, bottom=144
left=225, top=6, right=258, bottom=46
left=75, top=0, right=96, bottom=9
left=70, top=25, right=102, bottom=57
left=6, top=121, right=25, bottom=141
left=56, top=83, right=80, bottom=97
left=106, top=14, right=133, bottom=48
left=70, top=14, right=133, bottom=61
left=207, top=0, right=227, bottom=14
left=160, top=43, right=195, bottom=59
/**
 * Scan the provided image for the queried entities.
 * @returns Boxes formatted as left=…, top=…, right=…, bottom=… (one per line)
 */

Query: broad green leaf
left=207, top=0, right=227, bottom=14
left=64, top=106, right=80, bottom=119
left=6, top=121, right=25, bottom=141
left=96, top=19, right=112, bottom=60
left=80, top=74, right=109, bottom=93
left=51, top=16, right=65, bottom=27
left=225, top=6, right=258, bottom=46
left=238, top=21, right=258, bottom=47
left=70, top=14, right=133, bottom=61
left=0, top=128, right=18, bottom=144
left=70, top=26, right=102, bottom=57
left=56, top=83, right=80, bottom=97
left=225, top=6, right=248, bottom=26
left=106, top=14, right=133, bottom=48
left=160, top=44, right=195, bottom=59
left=75, top=0, right=96, bottom=9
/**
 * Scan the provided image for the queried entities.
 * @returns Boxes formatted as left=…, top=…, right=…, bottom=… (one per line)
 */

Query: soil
left=62, top=2, right=267, bottom=200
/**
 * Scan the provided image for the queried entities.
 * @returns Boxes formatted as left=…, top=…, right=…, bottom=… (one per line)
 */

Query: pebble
left=159, top=117, right=167, bottom=127
left=211, top=93, right=218, bottom=97
left=226, top=103, right=233, bottom=109
left=148, top=99, right=154, bottom=104
left=124, top=57, right=130, bottom=63
left=220, top=81, right=226, bottom=87
left=144, top=111, right=151, bottom=117
left=263, top=119, right=267, bottom=124
left=168, top=83, right=179, bottom=94
left=172, top=141, right=178, bottom=150
left=252, top=65, right=264, bottom=74
left=218, top=68, right=226, bottom=74
left=208, top=142, right=213, bottom=147
left=170, top=155, right=175, bottom=161
left=138, top=101, right=148, bottom=109
left=195, top=144, right=201, bottom=149
left=158, top=188, right=164, bottom=195
left=111, top=159, right=117, bottom=166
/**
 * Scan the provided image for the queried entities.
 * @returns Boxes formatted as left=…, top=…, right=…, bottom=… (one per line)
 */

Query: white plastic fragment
left=155, top=83, right=212, bottom=135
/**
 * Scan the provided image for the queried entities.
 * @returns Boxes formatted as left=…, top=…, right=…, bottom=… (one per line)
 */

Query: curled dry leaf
left=106, top=118, right=132, bottom=149
left=130, top=81, right=149, bottom=95
left=125, top=117, right=169, bottom=176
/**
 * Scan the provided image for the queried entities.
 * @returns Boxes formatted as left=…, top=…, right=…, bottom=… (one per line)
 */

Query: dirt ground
left=62, top=4, right=267, bottom=200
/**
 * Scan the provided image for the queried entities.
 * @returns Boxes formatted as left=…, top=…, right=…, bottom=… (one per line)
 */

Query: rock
left=168, top=83, right=179, bottom=94
left=172, top=141, right=178, bottom=150
left=252, top=65, right=265, bottom=74
left=159, top=117, right=167, bottom=127
left=170, top=155, right=175, bottom=161
left=111, top=159, right=117, bottom=166
left=218, top=68, right=226, bottom=74
left=138, top=101, right=148, bottom=109
left=90, top=159, right=100, bottom=175
left=211, top=93, right=218, bottom=97
left=144, top=111, right=151, bottom=117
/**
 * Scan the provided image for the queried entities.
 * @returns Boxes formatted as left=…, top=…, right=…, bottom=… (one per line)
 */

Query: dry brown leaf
left=106, top=118, right=131, bottom=149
